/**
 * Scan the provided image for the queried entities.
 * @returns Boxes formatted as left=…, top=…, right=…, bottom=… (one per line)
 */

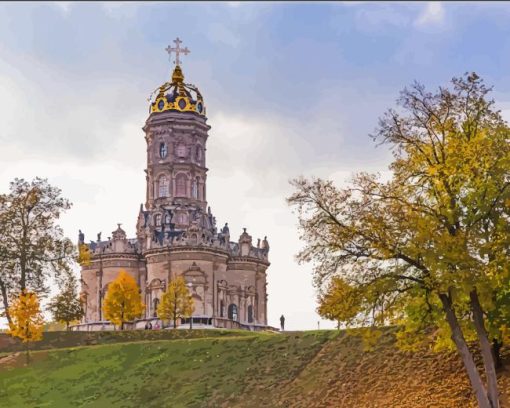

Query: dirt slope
left=273, top=331, right=510, bottom=408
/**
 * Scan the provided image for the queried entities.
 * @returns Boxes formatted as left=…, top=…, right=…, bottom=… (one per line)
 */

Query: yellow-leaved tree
left=158, top=276, right=194, bottom=329
left=7, top=290, right=44, bottom=364
left=317, top=276, right=360, bottom=330
left=102, top=270, right=144, bottom=330
left=77, top=243, right=91, bottom=267
left=289, top=73, right=510, bottom=408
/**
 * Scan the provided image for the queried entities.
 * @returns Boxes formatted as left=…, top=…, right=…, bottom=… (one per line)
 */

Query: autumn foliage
left=102, top=270, right=144, bottom=330
left=77, top=243, right=91, bottom=267
left=7, top=290, right=44, bottom=363
left=157, top=276, right=194, bottom=329
left=317, top=277, right=360, bottom=328
left=289, top=73, right=510, bottom=408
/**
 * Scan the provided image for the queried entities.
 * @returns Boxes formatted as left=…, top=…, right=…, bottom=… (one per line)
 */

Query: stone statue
left=165, top=209, right=173, bottom=224
left=261, top=236, right=269, bottom=256
left=78, top=230, right=85, bottom=244
left=97, top=232, right=102, bottom=242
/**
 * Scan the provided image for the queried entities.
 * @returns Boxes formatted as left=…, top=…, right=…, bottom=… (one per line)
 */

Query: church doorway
left=228, top=304, right=238, bottom=321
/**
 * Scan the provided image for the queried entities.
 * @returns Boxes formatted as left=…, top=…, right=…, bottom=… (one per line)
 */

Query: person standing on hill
left=280, top=315, right=285, bottom=331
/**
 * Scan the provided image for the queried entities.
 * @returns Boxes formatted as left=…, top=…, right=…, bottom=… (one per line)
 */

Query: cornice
left=143, top=246, right=230, bottom=259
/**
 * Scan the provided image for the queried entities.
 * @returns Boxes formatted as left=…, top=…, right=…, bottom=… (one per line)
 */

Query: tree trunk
left=173, top=298, right=177, bottom=329
left=20, top=212, right=28, bottom=291
left=492, top=339, right=503, bottom=370
left=0, top=279, right=12, bottom=326
left=470, top=290, right=500, bottom=408
left=25, top=342, right=30, bottom=365
left=439, top=293, right=491, bottom=408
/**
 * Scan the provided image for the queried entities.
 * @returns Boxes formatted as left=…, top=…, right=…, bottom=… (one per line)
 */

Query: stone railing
left=71, top=317, right=277, bottom=332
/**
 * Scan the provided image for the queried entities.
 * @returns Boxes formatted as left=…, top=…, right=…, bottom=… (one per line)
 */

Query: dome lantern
left=149, top=38, right=206, bottom=117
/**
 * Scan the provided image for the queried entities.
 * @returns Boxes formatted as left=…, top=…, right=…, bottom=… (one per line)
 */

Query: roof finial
left=165, top=37, right=190, bottom=67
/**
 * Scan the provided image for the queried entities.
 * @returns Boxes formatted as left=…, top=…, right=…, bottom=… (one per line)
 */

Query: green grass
left=0, top=330, right=336, bottom=408
left=0, top=329, right=255, bottom=353
left=0, top=329, right=508, bottom=408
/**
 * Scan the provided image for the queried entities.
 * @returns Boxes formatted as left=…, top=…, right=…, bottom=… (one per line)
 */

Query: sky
left=2, top=1, right=510, bottom=330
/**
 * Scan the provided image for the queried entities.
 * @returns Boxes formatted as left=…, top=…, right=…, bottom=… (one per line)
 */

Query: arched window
left=248, top=305, right=253, bottom=323
left=155, top=214, right=161, bottom=227
left=158, top=175, right=169, bottom=198
left=159, top=143, right=168, bottom=159
left=164, top=213, right=171, bottom=225
left=228, top=304, right=238, bottom=321
left=176, top=174, right=187, bottom=197
left=192, top=177, right=199, bottom=199
left=153, top=298, right=159, bottom=317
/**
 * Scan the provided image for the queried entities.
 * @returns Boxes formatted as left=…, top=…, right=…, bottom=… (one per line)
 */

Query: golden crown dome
left=149, top=64, right=206, bottom=117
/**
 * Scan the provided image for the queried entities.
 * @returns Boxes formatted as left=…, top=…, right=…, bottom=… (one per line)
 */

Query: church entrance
left=228, top=304, right=238, bottom=321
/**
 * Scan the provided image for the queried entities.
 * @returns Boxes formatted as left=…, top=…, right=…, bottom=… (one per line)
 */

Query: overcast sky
left=2, top=2, right=510, bottom=330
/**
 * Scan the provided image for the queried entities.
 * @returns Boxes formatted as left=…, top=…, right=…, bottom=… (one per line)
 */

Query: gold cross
left=165, top=37, right=190, bottom=66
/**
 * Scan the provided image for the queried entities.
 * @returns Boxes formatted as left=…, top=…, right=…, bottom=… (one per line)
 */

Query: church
left=75, top=39, right=271, bottom=331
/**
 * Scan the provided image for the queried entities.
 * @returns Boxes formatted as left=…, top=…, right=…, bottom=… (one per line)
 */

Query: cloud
left=6, top=1, right=504, bottom=330
left=414, top=2, right=445, bottom=27
left=0, top=39, right=150, bottom=165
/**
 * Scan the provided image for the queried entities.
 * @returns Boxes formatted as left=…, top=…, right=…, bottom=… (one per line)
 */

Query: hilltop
left=0, top=329, right=508, bottom=407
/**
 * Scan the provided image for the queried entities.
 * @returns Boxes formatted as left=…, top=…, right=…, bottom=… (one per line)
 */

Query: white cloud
left=0, top=3, right=399, bottom=330
left=414, top=2, right=445, bottom=27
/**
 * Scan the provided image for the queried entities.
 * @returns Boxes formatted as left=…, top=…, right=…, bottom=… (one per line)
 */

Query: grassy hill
left=0, top=329, right=508, bottom=407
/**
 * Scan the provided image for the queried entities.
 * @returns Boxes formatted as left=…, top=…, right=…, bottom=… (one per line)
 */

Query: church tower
left=137, top=39, right=215, bottom=249
left=78, top=39, right=271, bottom=331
